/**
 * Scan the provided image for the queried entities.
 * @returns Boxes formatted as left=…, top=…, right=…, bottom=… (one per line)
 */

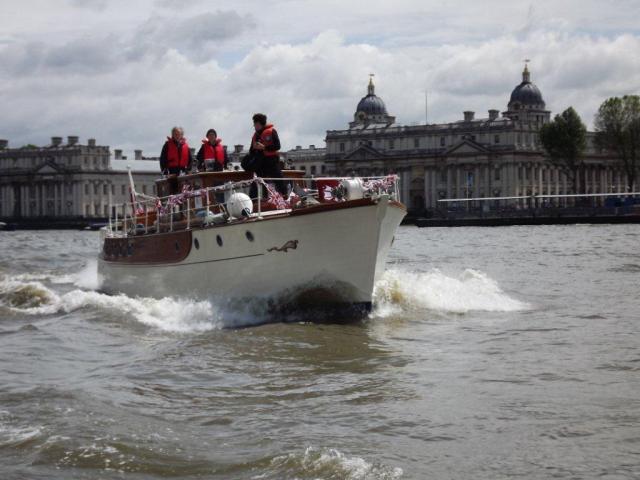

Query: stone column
left=73, top=181, right=80, bottom=216
left=401, top=170, right=410, bottom=206
left=20, top=185, right=25, bottom=217
left=474, top=165, right=480, bottom=197
left=538, top=166, right=543, bottom=196
left=53, top=182, right=58, bottom=216
left=423, top=168, right=430, bottom=209
left=446, top=165, right=452, bottom=199
left=431, top=166, right=437, bottom=208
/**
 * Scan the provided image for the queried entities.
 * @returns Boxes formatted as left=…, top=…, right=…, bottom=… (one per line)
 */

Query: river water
left=0, top=225, right=638, bottom=479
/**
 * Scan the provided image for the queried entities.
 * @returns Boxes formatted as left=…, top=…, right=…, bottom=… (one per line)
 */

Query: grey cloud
left=67, top=0, right=108, bottom=10
left=0, top=36, right=122, bottom=76
left=0, top=9, right=252, bottom=77
left=133, top=11, right=255, bottom=63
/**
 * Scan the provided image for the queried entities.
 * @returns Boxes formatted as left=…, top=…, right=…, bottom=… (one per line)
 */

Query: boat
left=97, top=170, right=406, bottom=317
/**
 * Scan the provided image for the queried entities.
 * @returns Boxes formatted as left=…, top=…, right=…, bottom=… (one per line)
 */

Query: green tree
left=594, top=95, right=640, bottom=192
left=539, top=106, right=587, bottom=194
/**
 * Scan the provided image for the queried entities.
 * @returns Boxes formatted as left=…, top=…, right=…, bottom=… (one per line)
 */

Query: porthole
left=175, top=241, right=180, bottom=252
left=194, top=238, right=200, bottom=249
left=245, top=231, right=254, bottom=242
left=216, top=235, right=223, bottom=247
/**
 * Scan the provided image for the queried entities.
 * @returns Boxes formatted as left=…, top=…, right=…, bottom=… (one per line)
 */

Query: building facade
left=325, top=67, right=632, bottom=212
left=285, top=144, right=327, bottom=175
left=0, top=136, right=158, bottom=220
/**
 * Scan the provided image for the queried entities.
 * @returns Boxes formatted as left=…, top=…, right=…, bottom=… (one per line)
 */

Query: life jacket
left=201, top=138, right=225, bottom=166
left=252, top=124, right=279, bottom=157
left=165, top=137, right=190, bottom=169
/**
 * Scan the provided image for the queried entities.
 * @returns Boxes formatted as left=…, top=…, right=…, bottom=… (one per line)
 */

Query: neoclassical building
left=0, top=136, right=158, bottom=220
left=324, top=66, right=630, bottom=212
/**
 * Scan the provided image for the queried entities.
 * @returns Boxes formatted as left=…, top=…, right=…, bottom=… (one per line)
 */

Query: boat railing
left=106, top=175, right=399, bottom=238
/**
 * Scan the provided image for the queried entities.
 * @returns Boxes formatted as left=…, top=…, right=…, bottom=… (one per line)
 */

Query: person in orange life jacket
left=196, top=129, right=228, bottom=172
left=246, top=113, right=287, bottom=197
left=159, top=126, right=193, bottom=175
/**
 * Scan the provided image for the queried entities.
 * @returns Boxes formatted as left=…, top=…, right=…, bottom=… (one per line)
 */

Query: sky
left=1, top=0, right=639, bottom=159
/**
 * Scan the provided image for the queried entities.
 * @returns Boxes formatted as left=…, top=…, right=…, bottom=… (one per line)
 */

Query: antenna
left=425, top=90, right=428, bottom=125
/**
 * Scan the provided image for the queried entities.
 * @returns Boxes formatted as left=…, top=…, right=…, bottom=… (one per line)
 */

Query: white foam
left=0, top=276, right=223, bottom=332
left=0, top=424, right=43, bottom=447
left=7, top=261, right=100, bottom=289
left=373, top=268, right=528, bottom=316
left=72, top=259, right=103, bottom=290
left=267, top=446, right=403, bottom=479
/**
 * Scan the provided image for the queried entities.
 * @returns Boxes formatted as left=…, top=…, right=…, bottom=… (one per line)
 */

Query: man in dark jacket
left=196, top=129, right=229, bottom=172
left=246, top=113, right=287, bottom=196
left=160, top=126, right=193, bottom=175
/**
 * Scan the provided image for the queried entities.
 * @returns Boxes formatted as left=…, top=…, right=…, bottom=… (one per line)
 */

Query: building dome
left=508, top=64, right=545, bottom=109
left=356, top=76, right=388, bottom=116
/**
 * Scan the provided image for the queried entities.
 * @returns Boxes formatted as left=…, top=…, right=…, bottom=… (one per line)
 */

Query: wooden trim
left=102, top=230, right=192, bottom=264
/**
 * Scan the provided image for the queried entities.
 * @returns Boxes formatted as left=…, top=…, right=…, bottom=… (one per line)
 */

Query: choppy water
left=0, top=225, right=639, bottom=479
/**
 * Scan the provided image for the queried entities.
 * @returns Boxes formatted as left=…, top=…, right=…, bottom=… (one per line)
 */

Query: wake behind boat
left=97, top=171, right=406, bottom=316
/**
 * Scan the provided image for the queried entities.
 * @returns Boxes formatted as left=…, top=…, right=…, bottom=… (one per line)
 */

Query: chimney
left=309, top=145, right=315, bottom=149
left=88, top=138, right=96, bottom=147
left=488, top=109, right=499, bottom=121
left=67, top=135, right=79, bottom=146
left=234, top=144, right=243, bottom=153
left=51, top=136, right=62, bottom=147
left=114, top=149, right=123, bottom=160
left=134, top=149, right=142, bottom=160
left=463, top=111, right=475, bottom=122
left=0, top=139, right=8, bottom=149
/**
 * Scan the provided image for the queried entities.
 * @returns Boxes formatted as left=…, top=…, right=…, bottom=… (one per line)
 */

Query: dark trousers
left=250, top=157, right=288, bottom=198
left=165, top=167, right=184, bottom=175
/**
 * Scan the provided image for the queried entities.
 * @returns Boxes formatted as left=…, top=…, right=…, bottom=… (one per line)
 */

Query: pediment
left=343, top=144, right=384, bottom=161
left=34, top=161, right=64, bottom=174
left=445, top=139, right=490, bottom=155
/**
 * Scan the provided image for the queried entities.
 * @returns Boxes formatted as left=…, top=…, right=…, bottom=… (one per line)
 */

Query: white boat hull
left=98, top=196, right=405, bottom=314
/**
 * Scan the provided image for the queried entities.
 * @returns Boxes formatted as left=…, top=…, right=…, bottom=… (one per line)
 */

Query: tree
left=539, top=106, right=587, bottom=194
left=594, top=95, right=640, bottom=192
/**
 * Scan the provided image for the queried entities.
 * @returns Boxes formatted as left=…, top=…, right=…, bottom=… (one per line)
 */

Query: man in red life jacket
left=246, top=113, right=287, bottom=196
left=196, top=129, right=228, bottom=172
left=159, top=126, right=193, bottom=175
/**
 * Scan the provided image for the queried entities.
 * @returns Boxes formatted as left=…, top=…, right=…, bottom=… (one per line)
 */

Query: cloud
left=67, top=0, right=108, bottom=10
left=132, top=11, right=255, bottom=63
left=0, top=0, right=639, bottom=156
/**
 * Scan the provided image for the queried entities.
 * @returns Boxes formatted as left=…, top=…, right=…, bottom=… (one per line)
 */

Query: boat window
left=216, top=235, right=223, bottom=246
left=175, top=242, right=179, bottom=252
left=194, top=238, right=200, bottom=249
left=246, top=231, right=254, bottom=242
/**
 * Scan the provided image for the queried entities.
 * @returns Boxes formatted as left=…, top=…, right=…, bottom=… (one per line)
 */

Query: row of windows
left=83, top=183, right=154, bottom=196
left=299, top=165, right=326, bottom=175
left=0, top=155, right=110, bottom=169
left=337, top=134, right=503, bottom=152
left=437, top=169, right=501, bottom=183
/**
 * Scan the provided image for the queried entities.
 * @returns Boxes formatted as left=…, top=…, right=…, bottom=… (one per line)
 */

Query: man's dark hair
left=252, top=113, right=267, bottom=126
left=206, top=129, right=217, bottom=137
